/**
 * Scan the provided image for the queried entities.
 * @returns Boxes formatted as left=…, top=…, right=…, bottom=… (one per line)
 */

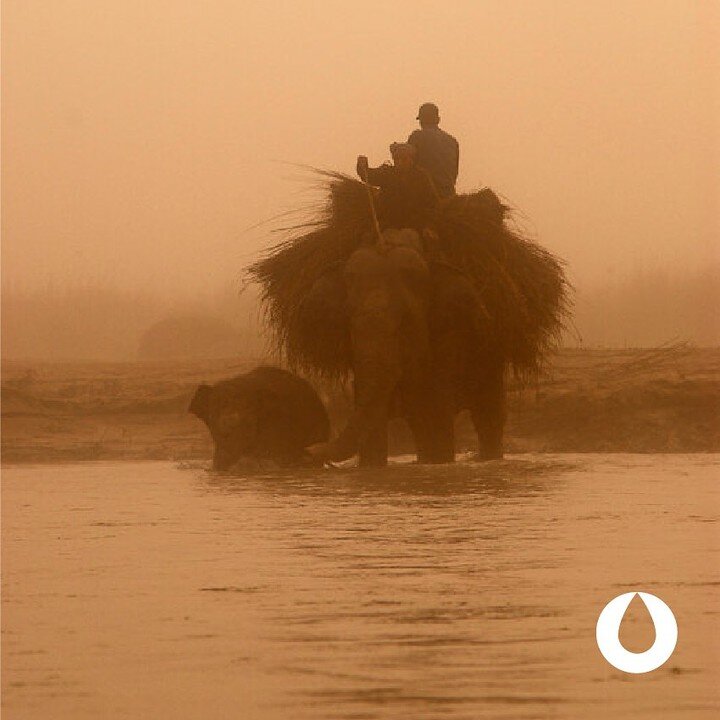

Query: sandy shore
left=2, top=347, right=719, bottom=463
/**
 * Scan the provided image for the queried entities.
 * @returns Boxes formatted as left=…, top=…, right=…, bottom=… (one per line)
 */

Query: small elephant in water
left=189, top=366, right=330, bottom=470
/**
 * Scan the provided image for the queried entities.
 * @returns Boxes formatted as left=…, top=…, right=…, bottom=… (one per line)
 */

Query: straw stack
left=248, top=171, right=571, bottom=381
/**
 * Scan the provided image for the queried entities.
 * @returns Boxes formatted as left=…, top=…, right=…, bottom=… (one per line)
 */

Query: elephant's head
left=190, top=384, right=259, bottom=470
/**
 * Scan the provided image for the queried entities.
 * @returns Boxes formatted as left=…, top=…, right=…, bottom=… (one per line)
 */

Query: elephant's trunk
left=318, top=307, right=402, bottom=466
left=309, top=242, right=430, bottom=467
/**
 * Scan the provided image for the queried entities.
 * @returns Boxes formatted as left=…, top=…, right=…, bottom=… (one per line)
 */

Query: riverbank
left=2, top=347, right=718, bottom=463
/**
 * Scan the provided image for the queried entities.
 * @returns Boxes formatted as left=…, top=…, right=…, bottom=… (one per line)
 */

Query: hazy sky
left=3, top=0, right=718, bottom=292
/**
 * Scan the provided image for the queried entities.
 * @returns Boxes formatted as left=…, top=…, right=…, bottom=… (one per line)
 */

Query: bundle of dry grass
left=247, top=171, right=570, bottom=381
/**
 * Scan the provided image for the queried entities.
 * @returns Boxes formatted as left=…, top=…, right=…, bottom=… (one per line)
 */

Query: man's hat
left=417, top=102, right=440, bottom=122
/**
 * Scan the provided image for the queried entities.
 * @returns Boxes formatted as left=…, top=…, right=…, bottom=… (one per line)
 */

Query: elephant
left=189, top=366, right=330, bottom=470
left=306, top=229, right=505, bottom=468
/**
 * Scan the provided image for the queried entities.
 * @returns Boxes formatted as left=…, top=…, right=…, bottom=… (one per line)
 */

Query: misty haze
left=2, top=2, right=718, bottom=720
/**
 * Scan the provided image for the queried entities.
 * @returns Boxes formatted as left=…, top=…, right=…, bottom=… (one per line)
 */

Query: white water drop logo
left=596, top=592, right=678, bottom=673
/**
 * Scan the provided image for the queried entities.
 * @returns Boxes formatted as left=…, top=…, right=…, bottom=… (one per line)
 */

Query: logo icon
left=596, top=592, right=678, bottom=673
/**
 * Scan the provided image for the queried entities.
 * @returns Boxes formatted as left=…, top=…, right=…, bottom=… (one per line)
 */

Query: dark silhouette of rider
left=407, top=102, right=459, bottom=198
left=356, top=143, right=437, bottom=234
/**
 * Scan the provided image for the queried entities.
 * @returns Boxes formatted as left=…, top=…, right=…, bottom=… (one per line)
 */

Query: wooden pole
left=358, top=159, right=383, bottom=246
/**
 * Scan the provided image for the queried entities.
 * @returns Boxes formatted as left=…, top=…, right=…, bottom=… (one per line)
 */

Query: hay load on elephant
left=247, top=170, right=570, bottom=381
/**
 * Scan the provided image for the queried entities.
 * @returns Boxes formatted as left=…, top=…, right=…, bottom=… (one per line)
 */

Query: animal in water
left=304, top=237, right=504, bottom=467
left=189, top=366, right=330, bottom=470
left=248, top=175, right=568, bottom=469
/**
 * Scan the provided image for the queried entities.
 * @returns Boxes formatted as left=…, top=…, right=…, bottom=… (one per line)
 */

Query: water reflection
left=2, top=456, right=717, bottom=720
left=199, top=454, right=577, bottom=499
left=195, top=456, right=581, bottom=718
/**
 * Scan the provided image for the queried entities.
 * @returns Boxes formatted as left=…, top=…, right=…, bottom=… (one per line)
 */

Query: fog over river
left=2, top=454, right=718, bottom=719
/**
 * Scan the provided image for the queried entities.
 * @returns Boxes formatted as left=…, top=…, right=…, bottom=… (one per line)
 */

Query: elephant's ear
left=189, top=384, right=212, bottom=421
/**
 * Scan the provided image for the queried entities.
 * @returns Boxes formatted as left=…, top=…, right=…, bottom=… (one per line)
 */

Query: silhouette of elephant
left=248, top=178, right=568, bottom=469
left=304, top=236, right=504, bottom=467
left=190, top=366, right=329, bottom=470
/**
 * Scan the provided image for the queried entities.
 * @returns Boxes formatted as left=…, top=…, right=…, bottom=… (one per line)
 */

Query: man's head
left=417, top=102, right=440, bottom=128
left=390, top=142, right=417, bottom=170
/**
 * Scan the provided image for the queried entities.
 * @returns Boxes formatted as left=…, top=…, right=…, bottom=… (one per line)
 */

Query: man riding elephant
left=248, top=124, right=568, bottom=469
left=356, top=142, right=440, bottom=256
left=407, top=102, right=460, bottom=198
left=357, top=142, right=438, bottom=232
left=304, top=143, right=492, bottom=468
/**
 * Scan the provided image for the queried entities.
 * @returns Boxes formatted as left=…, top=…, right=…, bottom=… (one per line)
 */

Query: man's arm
left=357, top=155, right=391, bottom=186
left=356, top=155, right=369, bottom=182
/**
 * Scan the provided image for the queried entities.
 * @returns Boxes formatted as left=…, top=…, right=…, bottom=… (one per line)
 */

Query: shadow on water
left=196, top=454, right=579, bottom=500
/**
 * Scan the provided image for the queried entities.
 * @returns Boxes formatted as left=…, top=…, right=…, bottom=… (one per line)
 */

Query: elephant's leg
left=358, top=408, right=389, bottom=467
left=401, top=378, right=454, bottom=463
left=400, top=368, right=454, bottom=463
left=425, top=264, right=489, bottom=464
left=411, top=333, right=458, bottom=464
left=470, top=356, right=506, bottom=460
left=311, top=384, right=391, bottom=466
left=402, top=395, right=434, bottom=463
left=310, top=335, right=400, bottom=467
left=407, top=410, right=454, bottom=463
left=353, top=357, right=396, bottom=467
left=398, top=337, right=438, bottom=463
left=430, top=408, right=456, bottom=463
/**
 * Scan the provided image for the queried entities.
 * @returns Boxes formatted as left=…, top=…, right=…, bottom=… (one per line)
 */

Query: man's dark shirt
left=407, top=126, right=459, bottom=197
left=364, top=164, right=437, bottom=232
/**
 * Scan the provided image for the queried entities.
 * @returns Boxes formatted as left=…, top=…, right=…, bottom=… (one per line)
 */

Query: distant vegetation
left=137, top=315, right=242, bottom=360
left=1, top=281, right=264, bottom=361
left=569, top=266, right=719, bottom=347
left=2, top=266, right=718, bottom=361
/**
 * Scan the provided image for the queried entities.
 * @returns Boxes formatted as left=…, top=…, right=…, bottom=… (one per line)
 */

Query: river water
left=2, top=455, right=718, bottom=719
